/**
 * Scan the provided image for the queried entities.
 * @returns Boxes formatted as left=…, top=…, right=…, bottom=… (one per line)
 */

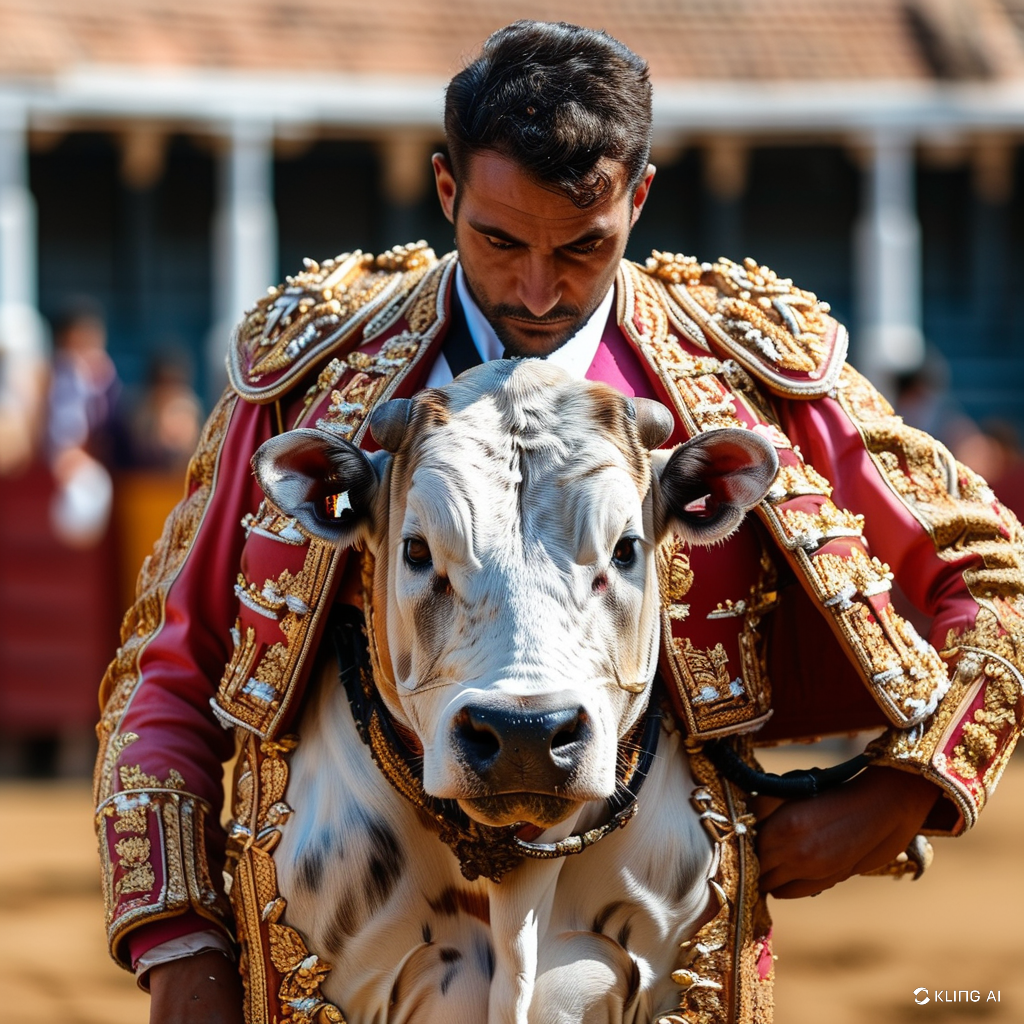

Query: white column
left=208, top=119, right=277, bottom=396
left=854, top=131, right=924, bottom=395
left=0, top=102, right=44, bottom=353
left=0, top=101, right=46, bottom=473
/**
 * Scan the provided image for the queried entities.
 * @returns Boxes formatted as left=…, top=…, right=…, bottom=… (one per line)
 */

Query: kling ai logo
left=912, top=988, right=1001, bottom=1006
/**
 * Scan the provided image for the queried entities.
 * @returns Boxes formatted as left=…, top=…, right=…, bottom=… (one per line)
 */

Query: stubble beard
left=463, top=280, right=596, bottom=358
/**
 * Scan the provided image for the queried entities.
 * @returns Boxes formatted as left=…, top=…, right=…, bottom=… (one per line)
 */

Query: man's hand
left=148, top=950, right=244, bottom=1024
left=755, top=765, right=940, bottom=899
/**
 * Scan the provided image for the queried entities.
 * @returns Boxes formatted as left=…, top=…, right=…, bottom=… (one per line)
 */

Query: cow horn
left=370, top=398, right=412, bottom=453
left=633, top=398, right=674, bottom=450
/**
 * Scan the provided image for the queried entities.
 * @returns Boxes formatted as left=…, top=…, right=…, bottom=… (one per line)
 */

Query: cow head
left=253, top=361, right=777, bottom=830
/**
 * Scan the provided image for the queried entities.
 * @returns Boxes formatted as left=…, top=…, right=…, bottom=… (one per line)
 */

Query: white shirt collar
left=424, top=262, right=614, bottom=387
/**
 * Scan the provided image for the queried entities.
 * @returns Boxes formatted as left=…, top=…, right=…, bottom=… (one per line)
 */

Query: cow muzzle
left=451, top=702, right=594, bottom=827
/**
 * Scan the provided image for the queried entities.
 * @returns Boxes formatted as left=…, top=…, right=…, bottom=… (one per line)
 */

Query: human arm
left=777, top=364, right=1024, bottom=835
left=94, top=390, right=276, bottom=969
left=147, top=950, right=245, bottom=1024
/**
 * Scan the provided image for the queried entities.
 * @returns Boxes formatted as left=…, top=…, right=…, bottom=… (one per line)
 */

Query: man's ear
left=432, top=153, right=457, bottom=225
left=251, top=429, right=384, bottom=546
left=653, top=428, right=778, bottom=545
left=630, top=163, right=656, bottom=228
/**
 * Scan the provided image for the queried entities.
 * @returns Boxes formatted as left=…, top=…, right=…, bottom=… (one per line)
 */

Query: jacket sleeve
left=94, top=388, right=276, bottom=969
left=776, top=364, right=1024, bottom=835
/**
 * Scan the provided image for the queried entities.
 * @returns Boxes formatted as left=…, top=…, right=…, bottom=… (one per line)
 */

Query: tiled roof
left=0, top=0, right=1022, bottom=82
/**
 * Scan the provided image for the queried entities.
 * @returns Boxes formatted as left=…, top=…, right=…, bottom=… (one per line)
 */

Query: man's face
left=433, top=151, right=654, bottom=357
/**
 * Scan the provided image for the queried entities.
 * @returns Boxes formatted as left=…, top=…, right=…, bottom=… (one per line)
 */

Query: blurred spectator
left=895, top=350, right=1024, bottom=521
left=118, top=347, right=202, bottom=473
left=894, top=346, right=980, bottom=453
left=46, top=297, right=120, bottom=548
left=956, top=419, right=1024, bottom=522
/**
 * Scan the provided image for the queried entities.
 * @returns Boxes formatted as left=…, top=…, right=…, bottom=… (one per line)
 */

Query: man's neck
left=455, top=262, right=615, bottom=380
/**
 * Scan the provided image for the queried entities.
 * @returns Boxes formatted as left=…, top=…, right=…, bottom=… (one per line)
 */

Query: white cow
left=253, top=360, right=777, bottom=1024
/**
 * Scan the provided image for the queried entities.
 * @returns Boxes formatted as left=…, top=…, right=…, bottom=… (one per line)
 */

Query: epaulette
left=642, top=252, right=847, bottom=398
left=228, top=241, right=437, bottom=404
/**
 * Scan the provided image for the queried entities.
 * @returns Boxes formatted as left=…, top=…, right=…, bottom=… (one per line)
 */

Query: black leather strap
left=704, top=737, right=870, bottom=799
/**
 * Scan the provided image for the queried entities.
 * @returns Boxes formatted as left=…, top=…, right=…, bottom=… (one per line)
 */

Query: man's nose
left=516, top=257, right=562, bottom=318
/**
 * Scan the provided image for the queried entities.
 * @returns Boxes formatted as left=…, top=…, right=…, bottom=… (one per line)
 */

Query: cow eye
left=404, top=537, right=432, bottom=568
left=612, top=537, right=637, bottom=567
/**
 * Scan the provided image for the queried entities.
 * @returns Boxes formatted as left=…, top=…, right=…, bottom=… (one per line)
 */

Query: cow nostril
left=551, top=709, right=587, bottom=751
left=455, top=708, right=501, bottom=764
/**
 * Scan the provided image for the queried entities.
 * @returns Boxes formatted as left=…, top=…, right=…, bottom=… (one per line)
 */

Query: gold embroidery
left=658, top=535, right=695, bottom=614
left=645, top=250, right=704, bottom=286
left=673, top=639, right=737, bottom=711
left=767, top=461, right=833, bottom=501
left=627, top=260, right=955, bottom=734
left=219, top=621, right=258, bottom=705
left=114, top=834, right=154, bottom=896
left=113, top=805, right=148, bottom=834
left=118, top=764, right=186, bottom=792
left=776, top=502, right=864, bottom=549
left=249, top=254, right=386, bottom=376
left=949, top=664, right=1019, bottom=780
left=659, top=741, right=772, bottom=1024
left=373, top=240, right=435, bottom=273
left=228, top=733, right=347, bottom=1023
left=215, top=539, right=336, bottom=736
left=737, top=545, right=778, bottom=717
left=811, top=547, right=892, bottom=600
left=838, top=365, right=1024, bottom=598
left=96, top=392, right=235, bottom=803
left=689, top=257, right=832, bottom=371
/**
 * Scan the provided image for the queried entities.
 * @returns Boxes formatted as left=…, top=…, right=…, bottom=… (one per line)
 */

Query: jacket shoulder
left=228, top=242, right=438, bottom=404
left=641, top=251, right=847, bottom=398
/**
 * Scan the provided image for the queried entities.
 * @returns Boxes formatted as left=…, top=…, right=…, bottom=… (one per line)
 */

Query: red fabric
left=586, top=310, right=657, bottom=400
left=756, top=929, right=774, bottom=981
left=777, top=393, right=981, bottom=650
left=128, top=912, right=221, bottom=969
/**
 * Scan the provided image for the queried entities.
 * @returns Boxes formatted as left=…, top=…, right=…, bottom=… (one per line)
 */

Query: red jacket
left=95, top=247, right=1024, bottom=971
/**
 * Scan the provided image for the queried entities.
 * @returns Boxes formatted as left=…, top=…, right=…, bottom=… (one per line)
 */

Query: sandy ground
left=2, top=755, right=1021, bottom=1023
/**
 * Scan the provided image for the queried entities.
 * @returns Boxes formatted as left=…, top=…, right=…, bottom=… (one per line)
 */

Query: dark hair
left=444, top=21, right=652, bottom=208
left=52, top=295, right=106, bottom=340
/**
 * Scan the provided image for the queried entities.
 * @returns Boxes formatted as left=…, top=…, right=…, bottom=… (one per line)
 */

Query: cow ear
left=251, top=428, right=382, bottom=545
left=654, top=428, right=778, bottom=545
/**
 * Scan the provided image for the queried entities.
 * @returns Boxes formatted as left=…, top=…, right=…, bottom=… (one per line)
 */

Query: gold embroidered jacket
left=94, top=245, right=1024, bottom=977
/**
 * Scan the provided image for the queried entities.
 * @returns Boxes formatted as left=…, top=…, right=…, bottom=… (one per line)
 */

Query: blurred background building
left=3, top=0, right=1024, bottom=771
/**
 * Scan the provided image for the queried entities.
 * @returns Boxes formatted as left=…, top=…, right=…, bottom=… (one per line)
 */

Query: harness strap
left=704, top=737, right=870, bottom=799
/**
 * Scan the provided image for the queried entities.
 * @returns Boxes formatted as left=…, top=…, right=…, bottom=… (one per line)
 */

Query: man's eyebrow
left=468, top=221, right=526, bottom=245
left=468, top=221, right=611, bottom=247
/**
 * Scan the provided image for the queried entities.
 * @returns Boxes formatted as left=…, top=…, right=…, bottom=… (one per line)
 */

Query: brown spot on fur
left=396, top=651, right=411, bottom=681
left=414, top=388, right=452, bottom=428
left=591, top=900, right=627, bottom=935
left=428, top=886, right=490, bottom=924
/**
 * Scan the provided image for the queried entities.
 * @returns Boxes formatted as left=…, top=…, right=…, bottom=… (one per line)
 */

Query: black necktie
left=440, top=291, right=483, bottom=377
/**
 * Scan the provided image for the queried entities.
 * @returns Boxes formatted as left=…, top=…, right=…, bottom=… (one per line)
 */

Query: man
left=95, top=20, right=1024, bottom=1023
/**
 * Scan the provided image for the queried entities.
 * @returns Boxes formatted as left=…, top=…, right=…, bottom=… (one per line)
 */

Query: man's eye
left=485, top=236, right=516, bottom=250
left=566, top=241, right=602, bottom=256
left=612, top=537, right=637, bottom=567
left=404, top=537, right=432, bottom=568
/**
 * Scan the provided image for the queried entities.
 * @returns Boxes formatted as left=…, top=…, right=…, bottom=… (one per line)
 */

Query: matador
left=94, top=20, right=1024, bottom=1024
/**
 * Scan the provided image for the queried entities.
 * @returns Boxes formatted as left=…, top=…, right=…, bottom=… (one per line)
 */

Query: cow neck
left=335, top=566, right=662, bottom=884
